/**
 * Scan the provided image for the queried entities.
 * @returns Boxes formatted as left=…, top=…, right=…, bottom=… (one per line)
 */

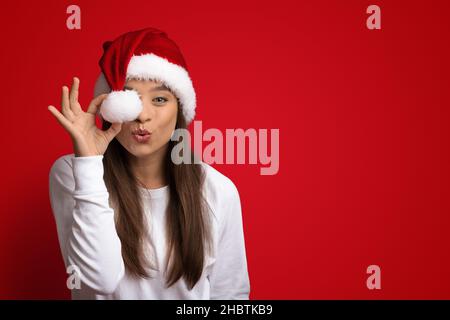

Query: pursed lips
left=132, top=128, right=151, bottom=136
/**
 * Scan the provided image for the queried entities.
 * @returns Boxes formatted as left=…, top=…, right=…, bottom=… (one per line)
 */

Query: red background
left=0, top=0, right=449, bottom=299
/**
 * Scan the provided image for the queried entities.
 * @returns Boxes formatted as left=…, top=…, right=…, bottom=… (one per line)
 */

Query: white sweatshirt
left=48, top=153, right=250, bottom=300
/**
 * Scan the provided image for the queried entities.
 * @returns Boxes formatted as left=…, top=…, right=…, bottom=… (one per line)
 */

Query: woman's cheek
left=116, top=127, right=131, bottom=147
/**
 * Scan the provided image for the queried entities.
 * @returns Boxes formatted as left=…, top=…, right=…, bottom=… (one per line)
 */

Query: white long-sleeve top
left=48, top=153, right=250, bottom=300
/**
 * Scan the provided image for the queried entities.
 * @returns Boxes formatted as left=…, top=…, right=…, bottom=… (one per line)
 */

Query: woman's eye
left=153, top=97, right=168, bottom=104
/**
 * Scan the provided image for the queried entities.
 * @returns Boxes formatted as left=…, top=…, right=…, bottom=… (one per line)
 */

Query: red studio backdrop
left=0, top=0, right=449, bottom=299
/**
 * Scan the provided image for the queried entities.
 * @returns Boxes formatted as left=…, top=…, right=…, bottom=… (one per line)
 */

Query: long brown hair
left=101, top=105, right=213, bottom=290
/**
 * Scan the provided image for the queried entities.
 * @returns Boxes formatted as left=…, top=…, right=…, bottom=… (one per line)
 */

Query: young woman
left=47, top=27, right=250, bottom=299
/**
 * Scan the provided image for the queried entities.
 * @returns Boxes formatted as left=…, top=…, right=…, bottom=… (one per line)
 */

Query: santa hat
left=94, top=27, right=196, bottom=124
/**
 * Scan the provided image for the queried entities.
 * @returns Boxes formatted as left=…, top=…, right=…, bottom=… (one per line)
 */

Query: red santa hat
left=94, top=27, right=196, bottom=124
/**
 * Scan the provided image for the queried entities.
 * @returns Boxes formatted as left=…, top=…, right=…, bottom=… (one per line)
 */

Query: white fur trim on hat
left=94, top=53, right=196, bottom=124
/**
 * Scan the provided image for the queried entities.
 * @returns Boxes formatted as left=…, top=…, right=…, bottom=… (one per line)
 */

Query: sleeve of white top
left=48, top=154, right=125, bottom=295
left=208, top=182, right=251, bottom=299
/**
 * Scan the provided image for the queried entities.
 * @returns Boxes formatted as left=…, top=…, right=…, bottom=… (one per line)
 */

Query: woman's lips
left=132, top=133, right=151, bottom=143
left=131, top=128, right=152, bottom=143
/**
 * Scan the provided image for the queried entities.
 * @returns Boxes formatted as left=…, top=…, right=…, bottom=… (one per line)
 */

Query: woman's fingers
left=70, top=77, right=79, bottom=102
left=69, top=77, right=83, bottom=114
left=86, top=93, right=109, bottom=115
left=61, top=86, right=74, bottom=120
left=103, top=122, right=122, bottom=143
left=48, top=105, right=75, bottom=135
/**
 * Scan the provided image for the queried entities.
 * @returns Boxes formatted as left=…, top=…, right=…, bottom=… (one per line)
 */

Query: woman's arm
left=208, top=181, right=251, bottom=299
left=49, top=154, right=125, bottom=295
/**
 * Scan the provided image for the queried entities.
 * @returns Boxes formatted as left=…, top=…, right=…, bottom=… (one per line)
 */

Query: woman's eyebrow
left=123, top=85, right=171, bottom=92
left=149, top=85, right=171, bottom=92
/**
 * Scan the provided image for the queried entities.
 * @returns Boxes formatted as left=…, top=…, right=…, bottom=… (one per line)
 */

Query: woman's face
left=115, top=79, right=178, bottom=158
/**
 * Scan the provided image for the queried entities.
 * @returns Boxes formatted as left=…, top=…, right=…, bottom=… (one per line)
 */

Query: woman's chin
left=120, top=138, right=167, bottom=159
left=124, top=144, right=153, bottom=157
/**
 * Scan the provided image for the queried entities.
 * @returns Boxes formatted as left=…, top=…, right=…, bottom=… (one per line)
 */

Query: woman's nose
left=136, top=101, right=154, bottom=123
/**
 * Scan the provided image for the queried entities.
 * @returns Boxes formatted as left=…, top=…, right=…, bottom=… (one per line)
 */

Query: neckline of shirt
left=138, top=185, right=169, bottom=199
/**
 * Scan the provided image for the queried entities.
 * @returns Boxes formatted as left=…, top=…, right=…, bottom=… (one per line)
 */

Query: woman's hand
left=48, top=77, right=122, bottom=157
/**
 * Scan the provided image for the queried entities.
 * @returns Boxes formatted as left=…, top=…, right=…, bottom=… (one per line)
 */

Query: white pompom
left=99, top=90, right=143, bottom=123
